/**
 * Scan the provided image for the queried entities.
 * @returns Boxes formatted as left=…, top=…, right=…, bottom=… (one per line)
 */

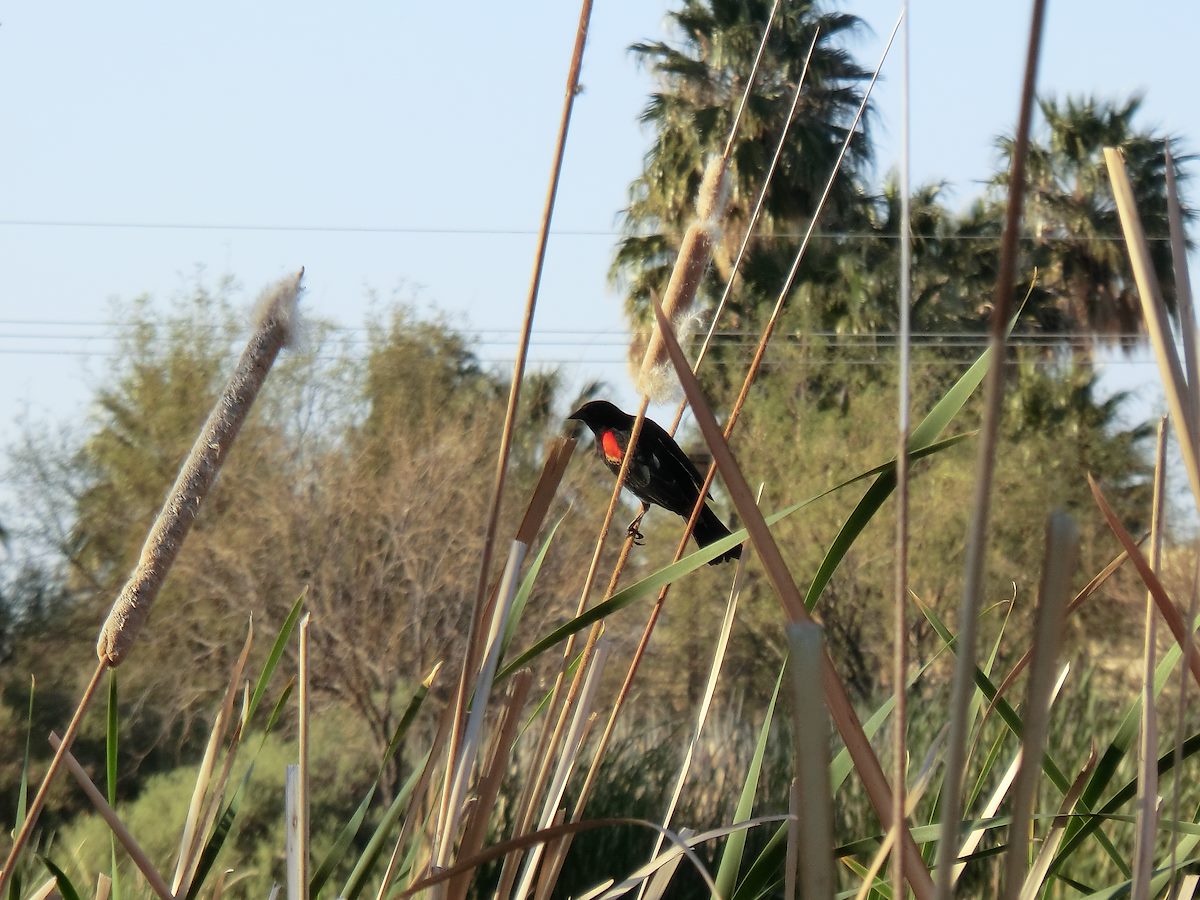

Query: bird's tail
left=692, top=505, right=742, bottom=565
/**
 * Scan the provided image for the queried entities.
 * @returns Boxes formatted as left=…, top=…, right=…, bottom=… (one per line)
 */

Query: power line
left=0, top=218, right=1175, bottom=243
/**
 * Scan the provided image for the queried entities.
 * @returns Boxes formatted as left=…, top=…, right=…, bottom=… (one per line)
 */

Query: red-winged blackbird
left=568, top=399, right=742, bottom=565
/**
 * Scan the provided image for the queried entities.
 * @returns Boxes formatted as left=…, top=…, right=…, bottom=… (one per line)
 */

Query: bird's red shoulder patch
left=601, top=430, right=624, bottom=462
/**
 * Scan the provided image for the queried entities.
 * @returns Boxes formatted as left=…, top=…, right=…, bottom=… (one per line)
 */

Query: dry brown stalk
left=448, top=670, right=534, bottom=900
left=50, top=732, right=174, bottom=900
left=1132, top=418, right=1168, bottom=899
left=1089, top=475, right=1200, bottom=688
left=1106, top=147, right=1200, bottom=506
left=173, top=619, right=254, bottom=894
left=432, top=436, right=576, bottom=889
left=786, top=622, right=834, bottom=898
left=1002, top=512, right=1078, bottom=900
left=935, top=3, right=1047, bottom=893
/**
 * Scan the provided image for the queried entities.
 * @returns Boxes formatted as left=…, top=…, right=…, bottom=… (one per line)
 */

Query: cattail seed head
left=635, top=156, right=730, bottom=399
left=96, top=270, right=304, bottom=666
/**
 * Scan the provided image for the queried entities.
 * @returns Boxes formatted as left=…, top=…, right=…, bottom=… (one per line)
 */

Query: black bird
left=568, top=399, right=742, bottom=565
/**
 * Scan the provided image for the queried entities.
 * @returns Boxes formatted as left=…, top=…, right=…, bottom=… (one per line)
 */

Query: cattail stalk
left=0, top=273, right=302, bottom=898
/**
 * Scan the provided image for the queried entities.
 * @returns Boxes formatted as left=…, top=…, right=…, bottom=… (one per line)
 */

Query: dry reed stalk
left=0, top=273, right=301, bottom=895
left=377, top=699, right=457, bottom=900
left=651, top=298, right=935, bottom=898
left=445, top=0, right=594, bottom=849
left=1105, top=148, right=1200, bottom=506
left=786, top=622, right=834, bottom=899
left=25, top=877, right=58, bottom=900
left=531, top=809, right=569, bottom=900
left=512, top=642, right=611, bottom=900
left=1132, top=419, right=1168, bottom=899
left=1002, top=512, right=1078, bottom=900
left=49, top=732, right=174, bottom=900
left=1089, top=475, right=1200, bottom=687
left=94, top=873, right=112, bottom=900
left=285, top=765, right=300, bottom=900
left=172, top=619, right=255, bottom=894
left=934, top=4, right=1047, bottom=893
left=1166, top=148, right=1199, bottom=412
left=1171, top=557, right=1200, bottom=889
left=438, top=540, right=529, bottom=875
left=1165, top=148, right=1199, bottom=893
left=785, top=778, right=799, bottom=900
left=433, top=438, right=572, bottom=885
left=447, top=670, right=534, bottom=900
left=893, top=6, right=913, bottom=897
left=0, top=660, right=103, bottom=894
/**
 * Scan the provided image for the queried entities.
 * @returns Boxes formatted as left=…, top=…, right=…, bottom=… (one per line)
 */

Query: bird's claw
left=627, top=525, right=645, bottom=546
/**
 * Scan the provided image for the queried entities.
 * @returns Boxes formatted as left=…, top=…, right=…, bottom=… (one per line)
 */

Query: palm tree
left=994, top=94, right=1193, bottom=349
left=611, top=0, right=875, bottom=337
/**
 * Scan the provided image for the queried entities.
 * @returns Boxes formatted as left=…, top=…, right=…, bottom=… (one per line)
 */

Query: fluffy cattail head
left=634, top=156, right=730, bottom=399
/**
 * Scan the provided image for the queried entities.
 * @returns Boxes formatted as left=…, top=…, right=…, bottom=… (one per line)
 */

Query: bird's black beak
left=566, top=406, right=586, bottom=422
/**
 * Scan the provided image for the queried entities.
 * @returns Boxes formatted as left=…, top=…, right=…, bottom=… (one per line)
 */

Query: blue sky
left=0, top=1, right=1195, bottom=434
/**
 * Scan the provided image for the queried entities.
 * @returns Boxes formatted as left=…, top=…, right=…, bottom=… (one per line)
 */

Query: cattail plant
left=0, top=270, right=303, bottom=896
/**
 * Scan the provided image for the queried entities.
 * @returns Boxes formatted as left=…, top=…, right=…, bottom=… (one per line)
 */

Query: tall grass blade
left=41, top=855, right=84, bottom=900
left=246, top=591, right=306, bottom=729
left=714, top=665, right=784, bottom=899
left=183, top=683, right=295, bottom=900
left=310, top=666, right=438, bottom=896
left=340, top=748, right=431, bottom=900
left=1132, top=419, right=1169, bottom=900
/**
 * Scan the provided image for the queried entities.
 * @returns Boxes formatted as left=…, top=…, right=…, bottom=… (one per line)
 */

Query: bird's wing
left=642, top=418, right=709, bottom=496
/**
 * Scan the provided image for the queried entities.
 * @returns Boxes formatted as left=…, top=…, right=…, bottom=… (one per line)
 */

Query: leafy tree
left=995, top=94, right=1194, bottom=345
left=612, top=0, right=875, bottom=333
